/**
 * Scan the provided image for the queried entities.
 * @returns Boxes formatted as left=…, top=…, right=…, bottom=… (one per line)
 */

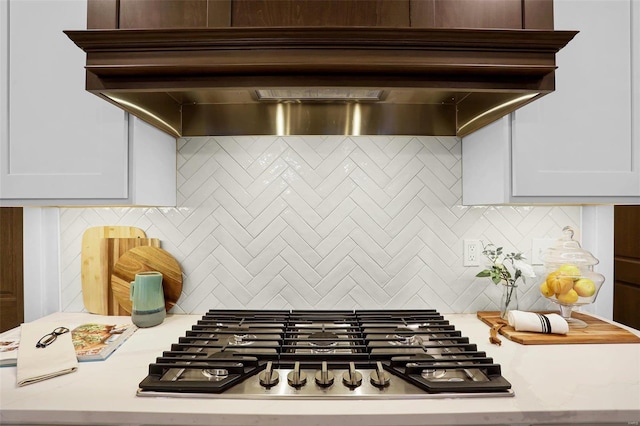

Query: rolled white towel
left=507, top=310, right=569, bottom=335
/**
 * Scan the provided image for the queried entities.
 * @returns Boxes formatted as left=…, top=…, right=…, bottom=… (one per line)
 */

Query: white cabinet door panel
left=0, top=0, right=128, bottom=200
left=512, top=0, right=638, bottom=197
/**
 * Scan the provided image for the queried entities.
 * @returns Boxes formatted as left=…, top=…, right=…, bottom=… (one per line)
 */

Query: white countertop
left=1, top=312, right=639, bottom=426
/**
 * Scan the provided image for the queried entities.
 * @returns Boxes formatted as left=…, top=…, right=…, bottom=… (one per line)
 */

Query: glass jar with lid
left=539, top=226, right=605, bottom=328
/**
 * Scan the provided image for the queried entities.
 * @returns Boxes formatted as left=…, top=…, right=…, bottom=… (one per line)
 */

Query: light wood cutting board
left=110, top=246, right=183, bottom=315
left=477, top=311, right=640, bottom=344
left=81, top=226, right=147, bottom=314
left=102, top=237, right=161, bottom=315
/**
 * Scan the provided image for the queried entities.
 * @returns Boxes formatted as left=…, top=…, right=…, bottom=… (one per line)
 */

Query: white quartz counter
left=1, top=312, right=639, bottom=426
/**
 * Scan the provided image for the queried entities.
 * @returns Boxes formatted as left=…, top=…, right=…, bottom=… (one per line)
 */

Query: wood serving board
left=110, top=246, right=183, bottom=315
left=103, top=237, right=161, bottom=315
left=477, top=311, right=640, bottom=345
left=81, top=226, right=147, bottom=314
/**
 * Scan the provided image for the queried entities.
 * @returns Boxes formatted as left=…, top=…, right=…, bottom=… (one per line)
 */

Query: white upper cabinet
left=463, top=0, right=640, bottom=204
left=0, top=0, right=176, bottom=206
left=512, top=0, right=638, bottom=197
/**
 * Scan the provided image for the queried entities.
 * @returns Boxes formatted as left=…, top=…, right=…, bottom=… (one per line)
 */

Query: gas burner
left=387, top=327, right=418, bottom=345
left=221, top=326, right=255, bottom=346
left=202, top=368, right=229, bottom=381
left=408, top=354, right=442, bottom=376
left=420, top=368, right=448, bottom=380
left=228, top=333, right=255, bottom=346
left=307, top=331, right=340, bottom=353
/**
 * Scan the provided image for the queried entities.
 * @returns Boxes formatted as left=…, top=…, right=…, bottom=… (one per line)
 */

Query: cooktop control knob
left=259, top=361, right=279, bottom=388
left=315, top=361, right=334, bottom=387
left=370, top=361, right=391, bottom=388
left=287, top=361, right=307, bottom=388
left=342, top=362, right=363, bottom=388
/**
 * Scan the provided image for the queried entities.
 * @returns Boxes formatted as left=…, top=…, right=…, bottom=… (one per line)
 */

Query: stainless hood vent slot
left=256, top=89, right=384, bottom=102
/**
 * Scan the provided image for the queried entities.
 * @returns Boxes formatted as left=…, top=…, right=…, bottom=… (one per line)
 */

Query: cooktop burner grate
left=137, top=309, right=513, bottom=399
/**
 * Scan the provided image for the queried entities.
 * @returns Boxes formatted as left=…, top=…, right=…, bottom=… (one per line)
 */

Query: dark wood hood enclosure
left=65, top=0, right=577, bottom=138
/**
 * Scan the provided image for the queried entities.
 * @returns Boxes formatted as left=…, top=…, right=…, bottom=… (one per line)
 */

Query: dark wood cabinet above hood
left=65, top=0, right=577, bottom=137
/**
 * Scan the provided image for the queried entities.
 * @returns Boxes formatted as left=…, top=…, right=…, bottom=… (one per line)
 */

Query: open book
left=71, top=323, right=137, bottom=361
left=0, top=322, right=137, bottom=366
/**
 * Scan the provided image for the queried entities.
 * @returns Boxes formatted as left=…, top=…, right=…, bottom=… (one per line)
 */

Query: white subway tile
left=59, top=136, right=580, bottom=313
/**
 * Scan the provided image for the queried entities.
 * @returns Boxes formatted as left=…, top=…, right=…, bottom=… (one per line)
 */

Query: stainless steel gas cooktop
left=136, top=310, right=514, bottom=399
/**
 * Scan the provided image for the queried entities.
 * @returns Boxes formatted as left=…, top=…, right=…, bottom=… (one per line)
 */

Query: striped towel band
left=536, top=313, right=553, bottom=334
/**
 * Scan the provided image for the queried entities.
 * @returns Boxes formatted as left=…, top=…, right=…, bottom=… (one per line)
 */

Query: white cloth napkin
left=507, top=310, right=569, bottom=335
left=16, top=322, right=78, bottom=387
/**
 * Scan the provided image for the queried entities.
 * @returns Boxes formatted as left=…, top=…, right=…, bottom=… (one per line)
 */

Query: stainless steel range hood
left=64, top=27, right=577, bottom=138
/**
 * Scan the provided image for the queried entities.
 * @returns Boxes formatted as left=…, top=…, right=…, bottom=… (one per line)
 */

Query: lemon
left=547, top=273, right=574, bottom=295
left=573, top=278, right=596, bottom=297
left=540, top=281, right=554, bottom=297
left=557, top=264, right=581, bottom=279
left=557, top=289, right=579, bottom=304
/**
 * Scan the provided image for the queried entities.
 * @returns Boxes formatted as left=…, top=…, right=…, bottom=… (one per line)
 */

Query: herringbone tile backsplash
left=60, top=136, right=580, bottom=313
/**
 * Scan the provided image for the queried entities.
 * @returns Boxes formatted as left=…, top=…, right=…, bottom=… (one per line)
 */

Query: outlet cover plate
left=463, top=239, right=482, bottom=267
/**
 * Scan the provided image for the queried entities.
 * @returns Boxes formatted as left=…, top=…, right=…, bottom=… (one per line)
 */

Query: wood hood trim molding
left=64, top=27, right=578, bottom=138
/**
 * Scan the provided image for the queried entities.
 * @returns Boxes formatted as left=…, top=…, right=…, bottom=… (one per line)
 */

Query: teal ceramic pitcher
left=130, top=271, right=166, bottom=328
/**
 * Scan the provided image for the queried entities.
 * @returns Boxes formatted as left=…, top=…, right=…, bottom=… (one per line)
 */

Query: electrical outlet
left=463, top=239, right=482, bottom=267
left=532, top=238, right=555, bottom=265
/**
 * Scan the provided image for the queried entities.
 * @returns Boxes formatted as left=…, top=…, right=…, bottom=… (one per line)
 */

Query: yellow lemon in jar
left=545, top=271, right=560, bottom=291
left=557, top=264, right=581, bottom=279
left=540, top=281, right=554, bottom=297
left=573, top=278, right=596, bottom=297
left=556, top=288, right=579, bottom=304
left=546, top=272, right=574, bottom=295
left=546, top=270, right=560, bottom=280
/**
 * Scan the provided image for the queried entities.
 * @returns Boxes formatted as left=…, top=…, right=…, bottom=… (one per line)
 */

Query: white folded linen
left=16, top=322, right=78, bottom=387
left=507, top=310, right=569, bottom=335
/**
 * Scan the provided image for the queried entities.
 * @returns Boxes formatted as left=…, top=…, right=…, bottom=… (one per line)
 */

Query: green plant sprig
left=475, top=243, right=526, bottom=286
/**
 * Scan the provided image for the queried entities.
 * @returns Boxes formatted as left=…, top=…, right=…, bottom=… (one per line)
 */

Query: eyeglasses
left=35, top=326, right=70, bottom=348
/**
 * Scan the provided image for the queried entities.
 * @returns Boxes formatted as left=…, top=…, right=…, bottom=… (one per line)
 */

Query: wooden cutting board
left=81, top=226, right=147, bottom=314
left=477, top=311, right=640, bottom=345
left=102, top=237, right=161, bottom=315
left=110, top=246, right=183, bottom=315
